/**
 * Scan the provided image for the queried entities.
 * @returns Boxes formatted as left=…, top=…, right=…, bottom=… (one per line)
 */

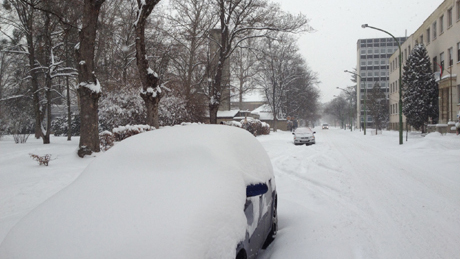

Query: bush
left=222, top=121, right=242, bottom=128
left=29, top=153, right=52, bottom=166
left=112, top=124, right=154, bottom=142
left=240, top=118, right=270, bottom=136
left=99, top=131, right=115, bottom=151
left=51, top=114, right=80, bottom=136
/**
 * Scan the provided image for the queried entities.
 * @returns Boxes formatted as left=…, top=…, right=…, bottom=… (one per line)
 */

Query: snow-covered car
left=322, top=123, right=329, bottom=129
left=293, top=127, right=316, bottom=145
left=0, top=125, right=277, bottom=259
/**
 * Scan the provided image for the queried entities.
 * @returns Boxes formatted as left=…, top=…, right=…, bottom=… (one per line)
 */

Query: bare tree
left=165, top=0, right=216, bottom=121
left=325, top=96, right=348, bottom=129
left=230, top=38, right=259, bottom=110
left=368, top=82, right=388, bottom=133
left=208, top=0, right=311, bottom=124
left=256, top=34, right=304, bottom=131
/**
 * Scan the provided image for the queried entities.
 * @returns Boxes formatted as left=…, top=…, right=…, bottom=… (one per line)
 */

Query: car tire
left=262, top=196, right=277, bottom=249
left=236, top=249, right=247, bottom=259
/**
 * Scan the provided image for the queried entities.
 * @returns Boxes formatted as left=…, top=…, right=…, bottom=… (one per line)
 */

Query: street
left=257, top=127, right=460, bottom=259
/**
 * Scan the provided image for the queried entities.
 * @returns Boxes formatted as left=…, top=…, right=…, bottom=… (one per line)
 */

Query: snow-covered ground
left=1, top=127, right=459, bottom=258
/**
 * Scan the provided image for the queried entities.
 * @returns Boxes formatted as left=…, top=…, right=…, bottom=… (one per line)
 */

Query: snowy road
left=257, top=128, right=460, bottom=259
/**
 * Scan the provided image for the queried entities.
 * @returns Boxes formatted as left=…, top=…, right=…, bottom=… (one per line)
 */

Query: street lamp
left=362, top=24, right=403, bottom=145
left=337, top=87, right=353, bottom=132
left=344, top=70, right=365, bottom=135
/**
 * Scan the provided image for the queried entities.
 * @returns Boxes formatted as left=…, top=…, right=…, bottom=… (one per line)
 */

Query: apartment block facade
left=356, top=37, right=407, bottom=128
left=389, top=0, right=460, bottom=130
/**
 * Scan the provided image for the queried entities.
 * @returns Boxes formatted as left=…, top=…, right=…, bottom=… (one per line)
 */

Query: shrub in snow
left=260, top=122, right=270, bottom=135
left=99, top=87, right=194, bottom=130
left=99, top=88, right=146, bottom=131
left=222, top=121, right=243, bottom=128
left=159, top=95, right=192, bottom=126
left=29, top=153, right=51, bottom=166
left=99, top=131, right=115, bottom=151
left=240, top=118, right=270, bottom=136
left=51, top=114, right=80, bottom=136
left=112, top=125, right=154, bottom=142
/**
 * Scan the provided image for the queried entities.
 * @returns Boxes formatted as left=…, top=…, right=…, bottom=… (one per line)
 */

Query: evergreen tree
left=402, top=44, right=438, bottom=132
left=367, top=82, right=389, bottom=133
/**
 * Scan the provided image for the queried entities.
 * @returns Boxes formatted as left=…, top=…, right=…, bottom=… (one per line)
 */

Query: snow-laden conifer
left=402, top=44, right=438, bottom=132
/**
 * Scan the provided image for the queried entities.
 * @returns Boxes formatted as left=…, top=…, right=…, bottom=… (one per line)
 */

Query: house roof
left=250, top=104, right=286, bottom=121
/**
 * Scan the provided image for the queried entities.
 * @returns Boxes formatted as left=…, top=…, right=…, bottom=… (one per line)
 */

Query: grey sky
left=275, top=0, right=443, bottom=103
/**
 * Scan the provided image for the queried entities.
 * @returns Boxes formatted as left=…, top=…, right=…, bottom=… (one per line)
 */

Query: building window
left=457, top=42, right=460, bottom=62
left=432, top=22, right=437, bottom=39
left=440, top=15, right=444, bottom=34
left=426, top=28, right=430, bottom=44
left=448, top=8, right=453, bottom=27
left=420, top=35, right=423, bottom=45
left=408, top=45, right=411, bottom=55
left=368, top=49, right=373, bottom=54
left=433, top=56, right=438, bottom=72
left=457, top=85, right=460, bottom=104
left=457, top=1, right=460, bottom=21
left=440, top=52, right=445, bottom=70
left=449, top=48, right=453, bottom=67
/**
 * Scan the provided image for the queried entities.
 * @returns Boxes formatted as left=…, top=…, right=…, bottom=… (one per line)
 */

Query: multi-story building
left=356, top=37, right=407, bottom=129
left=389, top=0, right=460, bottom=130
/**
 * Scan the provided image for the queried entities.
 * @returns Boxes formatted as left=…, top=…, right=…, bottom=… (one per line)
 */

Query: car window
left=295, top=127, right=312, bottom=133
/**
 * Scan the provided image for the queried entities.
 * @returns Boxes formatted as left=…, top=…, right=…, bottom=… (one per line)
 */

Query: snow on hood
left=0, top=125, right=274, bottom=259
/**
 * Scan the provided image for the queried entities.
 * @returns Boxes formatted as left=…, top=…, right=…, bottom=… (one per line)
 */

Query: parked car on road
left=293, top=127, right=316, bottom=145
left=322, top=123, right=329, bottom=129
left=0, top=125, right=277, bottom=259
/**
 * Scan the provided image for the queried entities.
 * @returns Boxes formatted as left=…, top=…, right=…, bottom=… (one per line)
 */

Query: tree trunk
left=76, top=0, right=105, bottom=157
left=134, top=0, right=163, bottom=129
left=42, top=11, right=52, bottom=144
left=24, top=12, right=42, bottom=139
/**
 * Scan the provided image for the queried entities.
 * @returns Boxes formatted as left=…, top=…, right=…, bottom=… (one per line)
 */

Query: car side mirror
left=246, top=183, right=268, bottom=197
left=292, top=132, right=295, bottom=135
left=313, top=132, right=316, bottom=134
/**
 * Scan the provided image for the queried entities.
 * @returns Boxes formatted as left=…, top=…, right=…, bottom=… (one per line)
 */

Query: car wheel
left=236, top=249, right=247, bottom=259
left=262, top=196, right=277, bottom=249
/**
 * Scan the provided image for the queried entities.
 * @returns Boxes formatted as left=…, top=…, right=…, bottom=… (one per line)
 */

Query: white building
left=389, top=0, right=460, bottom=130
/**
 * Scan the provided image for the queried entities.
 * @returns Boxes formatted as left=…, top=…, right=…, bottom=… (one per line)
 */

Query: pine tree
left=402, top=44, right=438, bottom=132
left=368, top=82, right=389, bottom=133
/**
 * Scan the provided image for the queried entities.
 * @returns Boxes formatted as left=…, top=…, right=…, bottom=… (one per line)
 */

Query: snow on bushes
left=99, top=131, right=115, bottom=151
left=112, top=125, right=155, bottom=142
left=223, top=118, right=270, bottom=136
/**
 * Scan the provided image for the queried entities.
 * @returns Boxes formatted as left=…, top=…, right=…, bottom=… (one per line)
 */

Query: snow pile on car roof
left=0, top=125, right=274, bottom=259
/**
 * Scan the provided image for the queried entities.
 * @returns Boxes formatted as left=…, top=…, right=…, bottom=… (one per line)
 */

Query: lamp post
left=344, top=70, right=365, bottom=135
left=337, top=87, right=354, bottom=132
left=362, top=24, right=403, bottom=145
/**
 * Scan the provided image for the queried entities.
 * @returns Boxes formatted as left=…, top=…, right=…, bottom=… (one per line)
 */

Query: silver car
left=293, top=127, right=316, bottom=145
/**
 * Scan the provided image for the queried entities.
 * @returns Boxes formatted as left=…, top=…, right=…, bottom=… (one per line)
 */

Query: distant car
left=0, top=125, right=277, bottom=259
left=293, top=127, right=316, bottom=145
left=322, top=123, right=329, bottom=129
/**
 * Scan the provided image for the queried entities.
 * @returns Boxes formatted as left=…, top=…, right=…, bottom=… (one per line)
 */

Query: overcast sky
left=274, top=0, right=443, bottom=103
